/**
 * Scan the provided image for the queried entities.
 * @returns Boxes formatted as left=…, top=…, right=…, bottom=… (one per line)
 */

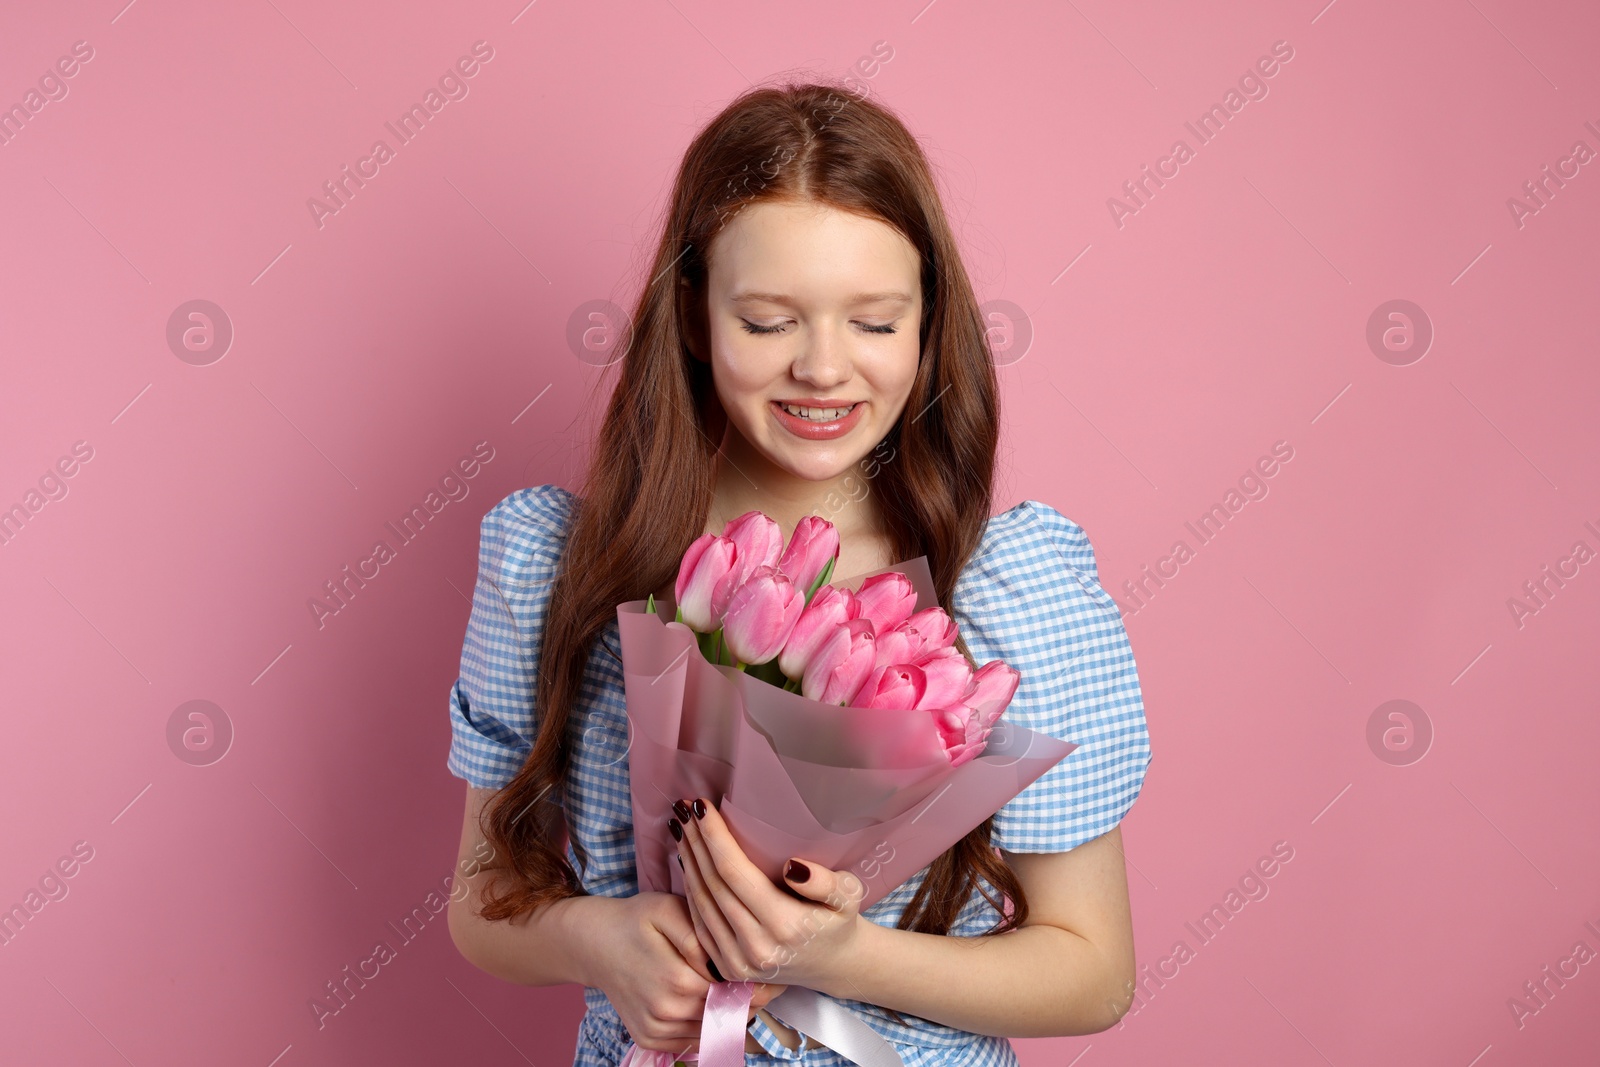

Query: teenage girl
left=444, top=81, right=1152, bottom=1066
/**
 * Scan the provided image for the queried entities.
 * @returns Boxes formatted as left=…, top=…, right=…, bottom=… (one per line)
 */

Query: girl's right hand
left=593, top=891, right=787, bottom=1052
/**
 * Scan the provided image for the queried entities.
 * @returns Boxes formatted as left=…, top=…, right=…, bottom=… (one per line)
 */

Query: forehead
left=707, top=200, right=920, bottom=305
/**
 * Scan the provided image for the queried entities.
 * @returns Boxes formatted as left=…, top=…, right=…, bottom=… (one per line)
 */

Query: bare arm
left=445, top=785, right=613, bottom=988
left=815, top=828, right=1138, bottom=1037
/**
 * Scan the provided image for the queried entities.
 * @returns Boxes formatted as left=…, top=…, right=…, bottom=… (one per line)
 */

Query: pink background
left=2, top=0, right=1596, bottom=1064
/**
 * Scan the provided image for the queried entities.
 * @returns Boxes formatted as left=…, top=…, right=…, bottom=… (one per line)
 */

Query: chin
left=770, top=450, right=861, bottom=483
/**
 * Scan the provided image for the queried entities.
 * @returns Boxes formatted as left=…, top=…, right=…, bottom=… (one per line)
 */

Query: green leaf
left=675, top=604, right=684, bottom=624
left=806, top=556, right=836, bottom=601
left=646, top=592, right=657, bottom=615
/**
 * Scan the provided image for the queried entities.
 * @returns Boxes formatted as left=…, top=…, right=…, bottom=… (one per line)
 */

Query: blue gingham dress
left=447, top=485, right=1152, bottom=1066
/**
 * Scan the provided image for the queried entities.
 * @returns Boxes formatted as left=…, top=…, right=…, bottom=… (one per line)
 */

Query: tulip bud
left=854, top=571, right=918, bottom=634
left=801, top=618, right=877, bottom=705
left=872, top=626, right=922, bottom=671
left=851, top=662, right=926, bottom=711
left=722, top=511, right=784, bottom=582
left=776, top=516, right=839, bottom=596
left=902, top=607, right=959, bottom=661
left=916, top=652, right=977, bottom=710
left=675, top=533, right=738, bottom=632
left=722, top=565, right=806, bottom=665
left=778, top=584, right=860, bottom=681
left=710, top=511, right=785, bottom=623
left=968, top=661, right=1020, bottom=728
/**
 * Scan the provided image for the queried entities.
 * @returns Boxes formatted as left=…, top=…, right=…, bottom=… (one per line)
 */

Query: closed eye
left=740, top=320, right=898, bottom=335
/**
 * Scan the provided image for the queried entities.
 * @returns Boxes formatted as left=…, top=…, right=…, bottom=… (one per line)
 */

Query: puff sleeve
left=952, top=500, right=1152, bottom=853
left=445, top=484, right=576, bottom=791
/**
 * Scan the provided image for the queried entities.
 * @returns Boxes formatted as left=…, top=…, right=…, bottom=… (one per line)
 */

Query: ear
left=680, top=277, right=709, bottom=364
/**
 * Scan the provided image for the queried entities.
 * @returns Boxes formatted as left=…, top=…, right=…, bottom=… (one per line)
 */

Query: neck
left=707, top=423, right=884, bottom=544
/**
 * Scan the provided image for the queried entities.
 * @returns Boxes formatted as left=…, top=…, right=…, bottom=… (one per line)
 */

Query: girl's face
left=697, top=199, right=923, bottom=485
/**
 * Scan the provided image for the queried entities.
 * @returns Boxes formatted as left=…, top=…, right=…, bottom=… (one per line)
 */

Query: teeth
left=781, top=403, right=855, bottom=421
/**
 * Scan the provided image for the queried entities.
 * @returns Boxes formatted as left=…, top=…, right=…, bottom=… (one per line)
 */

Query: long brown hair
left=477, top=80, right=1030, bottom=957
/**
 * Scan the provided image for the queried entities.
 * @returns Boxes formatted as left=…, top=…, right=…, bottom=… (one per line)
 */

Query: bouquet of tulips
left=615, top=510, right=1078, bottom=1067
left=655, top=512, right=1018, bottom=768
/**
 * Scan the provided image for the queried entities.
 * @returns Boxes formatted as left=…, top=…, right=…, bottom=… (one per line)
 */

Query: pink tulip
left=929, top=703, right=985, bottom=767
left=929, top=661, right=1018, bottom=767
left=851, top=662, right=926, bottom=710
left=916, top=652, right=977, bottom=710
left=902, top=607, right=959, bottom=661
left=711, top=511, right=785, bottom=621
left=776, top=516, right=839, bottom=595
left=801, top=618, right=877, bottom=705
left=675, top=533, right=738, bottom=632
left=778, top=584, right=860, bottom=681
left=931, top=704, right=972, bottom=753
left=871, top=626, right=922, bottom=670
left=721, top=565, right=805, bottom=665
left=876, top=607, right=959, bottom=668
left=968, top=661, right=1020, bottom=725
left=854, top=572, right=918, bottom=634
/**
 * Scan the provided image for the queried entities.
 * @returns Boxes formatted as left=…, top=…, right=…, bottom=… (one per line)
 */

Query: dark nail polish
left=673, top=799, right=692, bottom=822
left=786, top=859, right=810, bottom=882
left=676, top=853, right=684, bottom=869
left=668, top=817, right=683, bottom=842
left=691, top=798, right=707, bottom=820
left=707, top=958, right=724, bottom=982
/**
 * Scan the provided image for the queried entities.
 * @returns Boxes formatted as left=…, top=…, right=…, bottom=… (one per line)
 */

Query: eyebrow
left=728, top=289, right=914, bottom=307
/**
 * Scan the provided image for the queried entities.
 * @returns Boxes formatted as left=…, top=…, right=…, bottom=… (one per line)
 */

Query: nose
left=789, top=321, right=852, bottom=391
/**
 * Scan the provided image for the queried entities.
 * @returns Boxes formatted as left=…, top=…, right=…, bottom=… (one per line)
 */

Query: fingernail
left=673, top=799, right=692, bottom=822
left=707, top=958, right=724, bottom=982
left=786, top=859, right=810, bottom=883
left=676, top=853, right=684, bottom=869
left=669, top=817, right=683, bottom=842
left=692, top=798, right=707, bottom=820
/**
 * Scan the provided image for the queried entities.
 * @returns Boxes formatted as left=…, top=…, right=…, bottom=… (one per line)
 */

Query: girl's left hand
left=671, top=797, right=865, bottom=992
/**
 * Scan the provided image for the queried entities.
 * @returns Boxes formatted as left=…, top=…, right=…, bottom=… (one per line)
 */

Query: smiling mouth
left=776, top=401, right=860, bottom=422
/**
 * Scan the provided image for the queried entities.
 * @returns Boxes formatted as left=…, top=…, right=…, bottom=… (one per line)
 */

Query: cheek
left=712, top=337, right=782, bottom=403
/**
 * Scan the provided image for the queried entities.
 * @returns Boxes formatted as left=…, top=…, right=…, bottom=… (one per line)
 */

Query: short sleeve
left=446, top=484, right=576, bottom=790
left=952, top=500, right=1152, bottom=853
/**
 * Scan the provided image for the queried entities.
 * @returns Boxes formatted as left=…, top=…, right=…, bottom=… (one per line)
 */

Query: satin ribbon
left=617, top=980, right=752, bottom=1067
left=616, top=983, right=905, bottom=1067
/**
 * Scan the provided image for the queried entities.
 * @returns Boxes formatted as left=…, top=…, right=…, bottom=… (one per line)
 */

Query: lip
left=771, top=399, right=865, bottom=441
